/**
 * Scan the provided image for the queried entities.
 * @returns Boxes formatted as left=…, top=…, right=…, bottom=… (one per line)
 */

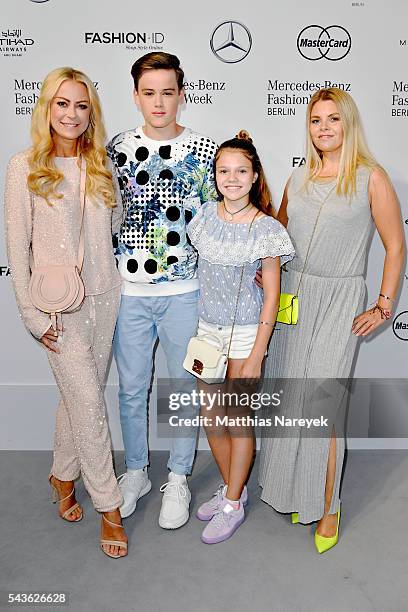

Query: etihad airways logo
left=0, top=28, right=35, bottom=57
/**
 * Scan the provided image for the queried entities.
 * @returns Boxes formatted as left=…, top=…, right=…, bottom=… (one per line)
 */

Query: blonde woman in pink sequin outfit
left=4, top=67, right=127, bottom=559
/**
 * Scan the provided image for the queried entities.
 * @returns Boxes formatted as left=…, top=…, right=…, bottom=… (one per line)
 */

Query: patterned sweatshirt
left=107, top=127, right=217, bottom=296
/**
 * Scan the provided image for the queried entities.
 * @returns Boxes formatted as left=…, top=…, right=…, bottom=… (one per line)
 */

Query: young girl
left=187, top=131, right=295, bottom=543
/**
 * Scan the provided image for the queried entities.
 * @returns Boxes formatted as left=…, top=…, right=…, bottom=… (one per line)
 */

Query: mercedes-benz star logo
left=210, top=21, right=252, bottom=64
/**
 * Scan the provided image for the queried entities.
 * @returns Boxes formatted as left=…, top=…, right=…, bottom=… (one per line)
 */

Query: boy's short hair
left=131, top=52, right=184, bottom=91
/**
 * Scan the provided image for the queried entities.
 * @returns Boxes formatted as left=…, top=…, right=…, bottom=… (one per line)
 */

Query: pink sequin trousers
left=47, top=286, right=123, bottom=512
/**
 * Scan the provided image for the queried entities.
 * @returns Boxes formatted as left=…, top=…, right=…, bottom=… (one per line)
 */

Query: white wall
left=1, top=0, right=407, bottom=449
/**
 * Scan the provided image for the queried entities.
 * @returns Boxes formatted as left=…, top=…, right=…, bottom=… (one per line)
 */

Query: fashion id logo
left=210, top=21, right=252, bottom=63
left=0, top=28, right=34, bottom=58
left=84, top=32, right=164, bottom=51
left=392, top=311, right=408, bottom=341
left=297, top=25, right=352, bottom=61
left=0, top=266, right=11, bottom=277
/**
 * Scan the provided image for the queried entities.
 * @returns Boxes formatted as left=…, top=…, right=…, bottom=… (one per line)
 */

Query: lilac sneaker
left=196, top=485, right=248, bottom=521
left=201, top=500, right=245, bottom=544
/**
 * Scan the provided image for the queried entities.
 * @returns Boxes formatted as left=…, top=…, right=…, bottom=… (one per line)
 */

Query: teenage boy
left=107, top=52, right=217, bottom=529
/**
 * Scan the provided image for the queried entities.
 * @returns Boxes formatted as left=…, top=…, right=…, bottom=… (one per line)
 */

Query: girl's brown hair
left=215, top=130, right=275, bottom=216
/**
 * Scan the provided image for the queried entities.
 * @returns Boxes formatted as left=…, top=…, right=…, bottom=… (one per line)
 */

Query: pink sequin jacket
left=4, top=150, right=123, bottom=339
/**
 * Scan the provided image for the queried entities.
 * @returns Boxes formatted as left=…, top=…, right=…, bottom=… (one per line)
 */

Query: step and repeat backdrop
left=1, top=0, right=407, bottom=449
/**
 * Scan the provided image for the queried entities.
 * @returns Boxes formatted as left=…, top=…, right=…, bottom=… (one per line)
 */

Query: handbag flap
left=186, top=336, right=226, bottom=368
left=277, top=293, right=299, bottom=325
left=29, top=265, right=82, bottom=313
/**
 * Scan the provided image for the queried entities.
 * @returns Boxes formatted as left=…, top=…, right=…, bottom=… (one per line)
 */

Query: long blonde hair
left=28, top=67, right=116, bottom=207
left=305, top=88, right=380, bottom=196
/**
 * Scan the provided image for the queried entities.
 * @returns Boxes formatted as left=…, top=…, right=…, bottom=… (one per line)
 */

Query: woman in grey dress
left=259, top=88, right=405, bottom=553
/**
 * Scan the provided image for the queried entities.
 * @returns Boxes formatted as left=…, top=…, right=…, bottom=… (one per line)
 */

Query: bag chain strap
left=77, top=156, right=87, bottom=272
left=295, top=184, right=336, bottom=296
left=226, top=210, right=260, bottom=359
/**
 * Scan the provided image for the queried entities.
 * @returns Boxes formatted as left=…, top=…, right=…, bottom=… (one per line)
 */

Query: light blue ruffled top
left=187, top=201, right=295, bottom=325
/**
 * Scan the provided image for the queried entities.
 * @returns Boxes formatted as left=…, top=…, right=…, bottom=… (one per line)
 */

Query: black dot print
left=159, top=168, right=174, bottom=181
left=117, top=152, right=127, bottom=167
left=184, top=210, right=193, bottom=223
left=136, top=170, right=149, bottom=185
left=167, top=256, right=178, bottom=265
left=167, top=231, right=180, bottom=246
left=159, top=145, right=171, bottom=159
left=112, top=235, right=119, bottom=249
left=127, top=259, right=138, bottom=273
left=135, top=146, right=149, bottom=161
left=166, top=206, right=181, bottom=222
left=144, top=259, right=158, bottom=274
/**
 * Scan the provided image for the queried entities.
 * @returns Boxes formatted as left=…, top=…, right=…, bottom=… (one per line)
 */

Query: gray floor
left=1, top=450, right=407, bottom=612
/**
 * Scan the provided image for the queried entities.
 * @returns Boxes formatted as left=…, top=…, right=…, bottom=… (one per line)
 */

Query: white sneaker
left=118, top=469, right=152, bottom=518
left=159, top=472, right=191, bottom=529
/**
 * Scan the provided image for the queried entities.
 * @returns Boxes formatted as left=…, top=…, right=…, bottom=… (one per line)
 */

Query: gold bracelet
left=379, top=293, right=395, bottom=303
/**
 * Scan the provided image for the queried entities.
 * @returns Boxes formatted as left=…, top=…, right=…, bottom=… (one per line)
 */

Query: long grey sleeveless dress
left=259, top=165, right=373, bottom=523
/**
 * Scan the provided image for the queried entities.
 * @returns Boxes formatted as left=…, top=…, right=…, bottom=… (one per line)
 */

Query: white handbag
left=183, top=333, right=228, bottom=384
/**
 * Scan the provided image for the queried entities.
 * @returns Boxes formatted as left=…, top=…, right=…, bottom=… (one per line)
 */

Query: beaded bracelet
left=259, top=321, right=274, bottom=325
left=370, top=304, right=392, bottom=320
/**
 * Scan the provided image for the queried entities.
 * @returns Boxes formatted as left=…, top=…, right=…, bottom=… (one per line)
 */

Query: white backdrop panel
left=1, top=0, right=407, bottom=449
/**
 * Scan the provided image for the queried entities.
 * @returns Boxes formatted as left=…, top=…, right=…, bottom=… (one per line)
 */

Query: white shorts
left=197, top=318, right=259, bottom=359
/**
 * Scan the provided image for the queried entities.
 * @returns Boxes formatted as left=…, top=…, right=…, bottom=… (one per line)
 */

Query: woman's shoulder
left=359, top=164, right=382, bottom=185
left=7, top=149, right=31, bottom=173
left=287, top=165, right=307, bottom=193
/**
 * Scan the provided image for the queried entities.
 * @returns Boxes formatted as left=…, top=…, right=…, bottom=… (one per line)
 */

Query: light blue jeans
left=114, top=290, right=199, bottom=475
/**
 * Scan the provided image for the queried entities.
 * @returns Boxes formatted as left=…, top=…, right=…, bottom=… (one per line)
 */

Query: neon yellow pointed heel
left=314, top=509, right=341, bottom=554
left=291, top=512, right=299, bottom=524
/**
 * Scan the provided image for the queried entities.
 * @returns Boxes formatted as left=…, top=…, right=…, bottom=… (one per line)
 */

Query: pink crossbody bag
left=29, top=157, right=86, bottom=332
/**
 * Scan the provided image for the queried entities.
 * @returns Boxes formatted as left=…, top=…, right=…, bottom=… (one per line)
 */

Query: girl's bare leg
left=223, top=358, right=255, bottom=501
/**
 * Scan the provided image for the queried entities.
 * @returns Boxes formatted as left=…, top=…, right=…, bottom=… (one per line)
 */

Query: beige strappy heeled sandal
left=100, top=514, right=128, bottom=559
left=49, top=475, right=83, bottom=522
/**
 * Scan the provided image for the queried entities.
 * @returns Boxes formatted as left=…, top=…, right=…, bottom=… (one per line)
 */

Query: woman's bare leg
left=316, top=432, right=339, bottom=537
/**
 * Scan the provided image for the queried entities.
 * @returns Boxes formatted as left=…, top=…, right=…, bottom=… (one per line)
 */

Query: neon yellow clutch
left=276, top=293, right=298, bottom=325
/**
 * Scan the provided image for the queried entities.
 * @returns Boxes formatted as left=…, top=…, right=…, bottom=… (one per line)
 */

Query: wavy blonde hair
left=28, top=67, right=116, bottom=207
left=305, top=88, right=380, bottom=196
